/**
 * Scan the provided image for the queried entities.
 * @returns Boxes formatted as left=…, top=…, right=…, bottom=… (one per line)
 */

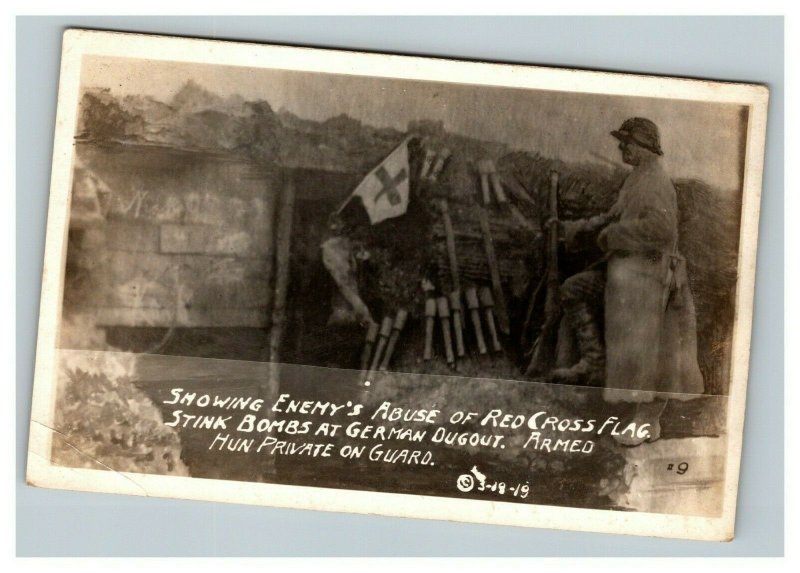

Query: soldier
left=550, top=117, right=704, bottom=444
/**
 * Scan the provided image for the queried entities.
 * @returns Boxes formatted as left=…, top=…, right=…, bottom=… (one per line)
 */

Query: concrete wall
left=66, top=142, right=279, bottom=329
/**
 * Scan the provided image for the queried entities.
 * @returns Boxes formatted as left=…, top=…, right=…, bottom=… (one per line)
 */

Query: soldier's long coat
left=567, top=156, right=705, bottom=402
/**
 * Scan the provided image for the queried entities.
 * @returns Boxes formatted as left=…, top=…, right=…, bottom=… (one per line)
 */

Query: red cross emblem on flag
left=345, top=138, right=412, bottom=225
left=373, top=166, right=408, bottom=206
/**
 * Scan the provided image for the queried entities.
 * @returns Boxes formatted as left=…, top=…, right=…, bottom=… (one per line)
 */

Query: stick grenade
left=449, top=291, right=466, bottom=357
left=437, top=297, right=455, bottom=365
left=429, top=148, right=451, bottom=181
left=379, top=309, right=408, bottom=371
left=424, top=298, right=437, bottom=360
left=440, top=199, right=465, bottom=349
left=485, top=160, right=508, bottom=204
left=360, top=321, right=380, bottom=370
left=465, top=286, right=487, bottom=355
left=369, top=317, right=394, bottom=372
left=419, top=149, right=436, bottom=180
left=477, top=206, right=510, bottom=335
left=480, top=286, right=502, bottom=352
left=440, top=200, right=461, bottom=290
left=499, top=174, right=537, bottom=209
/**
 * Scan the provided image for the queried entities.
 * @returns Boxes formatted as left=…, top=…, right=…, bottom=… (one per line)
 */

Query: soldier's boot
left=548, top=303, right=605, bottom=386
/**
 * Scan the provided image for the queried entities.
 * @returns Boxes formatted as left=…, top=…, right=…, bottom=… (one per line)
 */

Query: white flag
left=348, top=139, right=411, bottom=225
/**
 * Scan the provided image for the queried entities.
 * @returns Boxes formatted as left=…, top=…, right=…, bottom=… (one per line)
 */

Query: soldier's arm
left=560, top=211, right=617, bottom=251
left=598, top=205, right=673, bottom=253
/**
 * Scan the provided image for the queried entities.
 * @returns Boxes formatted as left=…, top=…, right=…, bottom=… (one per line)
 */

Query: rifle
left=440, top=199, right=466, bottom=358
left=477, top=204, right=510, bottom=335
left=525, top=171, right=562, bottom=377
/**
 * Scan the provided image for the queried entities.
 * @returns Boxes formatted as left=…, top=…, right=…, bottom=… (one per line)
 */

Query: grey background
left=16, top=16, right=784, bottom=557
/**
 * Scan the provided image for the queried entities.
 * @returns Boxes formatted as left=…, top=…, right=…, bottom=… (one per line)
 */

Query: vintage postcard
left=27, top=29, right=768, bottom=541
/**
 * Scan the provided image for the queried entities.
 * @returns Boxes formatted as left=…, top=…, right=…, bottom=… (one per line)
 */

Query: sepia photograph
left=26, top=28, right=768, bottom=541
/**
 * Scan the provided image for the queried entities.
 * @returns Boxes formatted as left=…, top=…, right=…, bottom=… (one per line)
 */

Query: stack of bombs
left=358, top=284, right=503, bottom=374
left=360, top=309, right=408, bottom=375
left=423, top=286, right=502, bottom=367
